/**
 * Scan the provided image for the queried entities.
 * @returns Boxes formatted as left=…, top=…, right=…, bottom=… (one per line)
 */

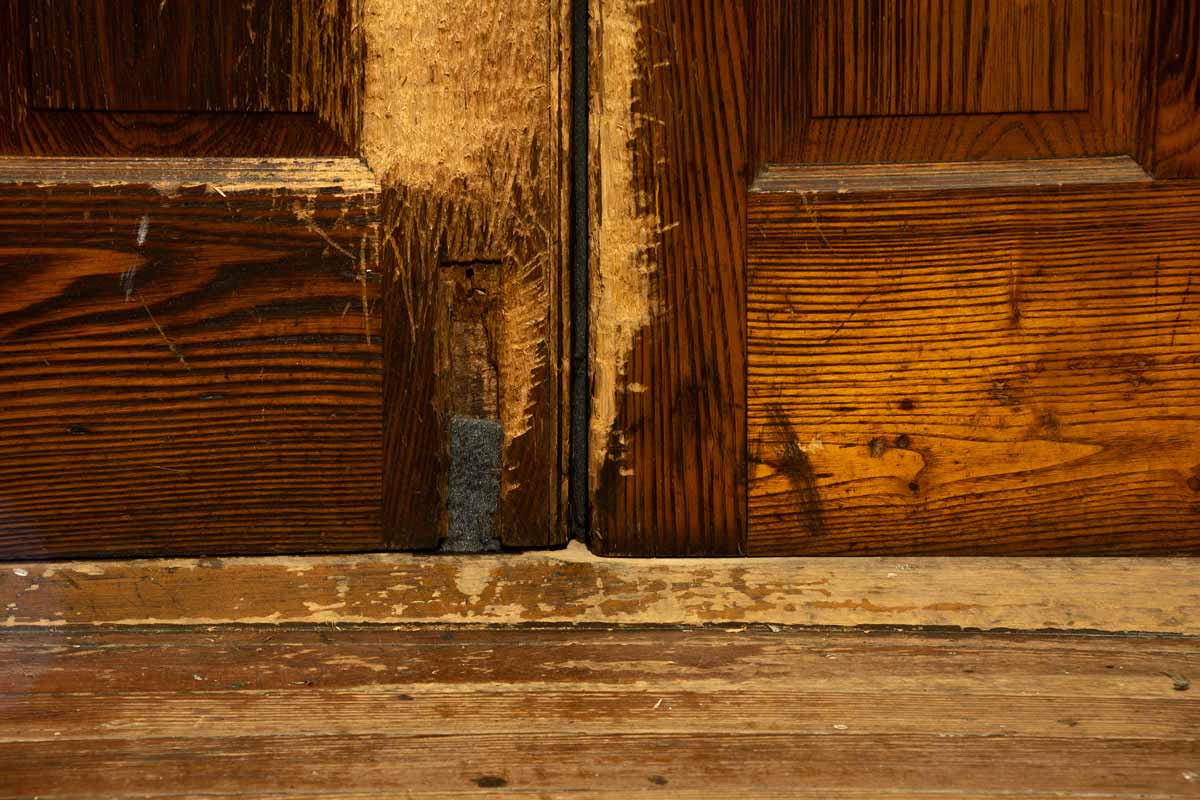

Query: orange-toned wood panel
left=747, top=167, right=1200, bottom=554
left=813, top=0, right=1088, bottom=117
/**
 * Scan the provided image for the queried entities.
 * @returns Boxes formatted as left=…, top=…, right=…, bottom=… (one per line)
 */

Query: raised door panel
left=592, top=0, right=1200, bottom=555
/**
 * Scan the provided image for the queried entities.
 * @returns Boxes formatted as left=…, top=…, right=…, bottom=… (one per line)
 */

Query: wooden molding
left=2, top=544, right=1196, bottom=634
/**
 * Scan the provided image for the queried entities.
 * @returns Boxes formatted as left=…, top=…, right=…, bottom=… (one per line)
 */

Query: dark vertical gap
left=568, top=0, right=590, bottom=540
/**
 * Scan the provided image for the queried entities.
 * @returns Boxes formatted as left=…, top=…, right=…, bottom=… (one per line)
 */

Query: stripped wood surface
left=368, top=0, right=567, bottom=548
left=589, top=0, right=747, bottom=555
left=0, top=625, right=1195, bottom=798
left=2, top=543, right=1196, bottom=633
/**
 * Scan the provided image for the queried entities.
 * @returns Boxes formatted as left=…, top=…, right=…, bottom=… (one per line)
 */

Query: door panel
left=749, top=165, right=1200, bottom=555
left=1, top=0, right=358, bottom=156
left=0, top=0, right=568, bottom=557
left=812, top=0, right=1089, bottom=117
left=592, top=0, right=1200, bottom=554
left=758, top=0, right=1150, bottom=165
left=0, top=159, right=381, bottom=558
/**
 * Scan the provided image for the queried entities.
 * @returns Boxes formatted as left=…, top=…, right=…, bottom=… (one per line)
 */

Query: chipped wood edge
left=2, top=543, right=1196, bottom=634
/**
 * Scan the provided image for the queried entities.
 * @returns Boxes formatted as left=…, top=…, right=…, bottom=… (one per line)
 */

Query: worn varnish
left=589, top=0, right=747, bottom=555
left=0, top=624, right=1195, bottom=798
left=3, top=543, right=1197, bottom=632
left=0, top=159, right=383, bottom=558
left=370, top=0, right=568, bottom=548
left=2, top=0, right=361, bottom=156
left=748, top=173, right=1200, bottom=554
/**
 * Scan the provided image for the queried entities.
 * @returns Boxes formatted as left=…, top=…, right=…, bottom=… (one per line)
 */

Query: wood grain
left=748, top=177, right=1200, bottom=555
left=812, top=0, right=1089, bottom=117
left=0, top=626, right=1195, bottom=798
left=29, top=0, right=297, bottom=113
left=589, top=0, right=747, bottom=555
left=754, top=0, right=1149, bottom=166
left=1149, top=0, right=1200, bottom=177
left=0, top=159, right=383, bottom=558
left=1, top=0, right=361, bottom=156
left=3, top=543, right=1196, bottom=632
left=369, top=0, right=566, bottom=549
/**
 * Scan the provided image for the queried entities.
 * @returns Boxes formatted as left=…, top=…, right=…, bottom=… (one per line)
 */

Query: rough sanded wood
left=368, top=0, right=567, bottom=548
left=0, top=626, right=1195, bottom=798
left=2, top=544, right=1196, bottom=633
left=589, top=0, right=747, bottom=555
left=0, top=159, right=383, bottom=558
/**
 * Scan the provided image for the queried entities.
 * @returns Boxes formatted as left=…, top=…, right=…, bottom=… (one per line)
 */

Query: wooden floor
left=1, top=545, right=1197, bottom=798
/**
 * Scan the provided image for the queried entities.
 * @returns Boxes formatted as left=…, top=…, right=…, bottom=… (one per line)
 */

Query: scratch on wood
left=136, top=290, right=190, bottom=371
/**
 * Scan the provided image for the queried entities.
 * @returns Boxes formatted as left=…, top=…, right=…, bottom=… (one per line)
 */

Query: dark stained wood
left=0, top=626, right=1195, bottom=798
left=1, top=0, right=361, bottom=156
left=748, top=175, right=1200, bottom=555
left=812, top=0, right=1089, bottom=117
left=589, top=0, right=748, bottom=555
left=0, top=159, right=384, bottom=558
left=29, top=0, right=297, bottom=113
left=753, top=0, right=1150, bottom=165
left=1149, top=0, right=1200, bottom=177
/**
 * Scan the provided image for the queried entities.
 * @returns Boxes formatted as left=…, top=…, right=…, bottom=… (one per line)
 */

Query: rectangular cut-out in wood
left=0, top=158, right=384, bottom=559
left=28, top=0, right=299, bottom=113
left=747, top=171, right=1200, bottom=555
left=812, top=0, right=1089, bottom=118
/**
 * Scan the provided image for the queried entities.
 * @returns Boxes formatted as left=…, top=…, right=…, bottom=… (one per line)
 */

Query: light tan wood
left=2, top=543, right=1196, bottom=633
left=1, top=626, right=1196, bottom=798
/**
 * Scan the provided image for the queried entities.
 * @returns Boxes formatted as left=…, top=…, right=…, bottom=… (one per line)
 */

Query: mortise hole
left=465, top=267, right=474, bottom=279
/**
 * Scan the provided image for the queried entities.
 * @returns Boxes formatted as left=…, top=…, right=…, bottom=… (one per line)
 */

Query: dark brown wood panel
left=1149, top=0, right=1200, bottom=177
left=0, top=159, right=383, bottom=558
left=29, top=0, right=297, bottom=112
left=754, top=0, right=1149, bottom=165
left=589, top=0, right=748, bottom=555
left=748, top=171, right=1200, bottom=555
left=1, top=0, right=361, bottom=156
left=0, top=626, right=1196, bottom=798
left=812, top=0, right=1089, bottom=118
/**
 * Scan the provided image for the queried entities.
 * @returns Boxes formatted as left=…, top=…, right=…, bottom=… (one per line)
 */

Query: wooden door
left=590, top=0, right=1200, bottom=555
left=0, top=0, right=567, bottom=557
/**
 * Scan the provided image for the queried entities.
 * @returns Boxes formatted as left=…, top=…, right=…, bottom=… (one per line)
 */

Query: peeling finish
left=1, top=542, right=1195, bottom=634
left=588, top=0, right=659, bottom=485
